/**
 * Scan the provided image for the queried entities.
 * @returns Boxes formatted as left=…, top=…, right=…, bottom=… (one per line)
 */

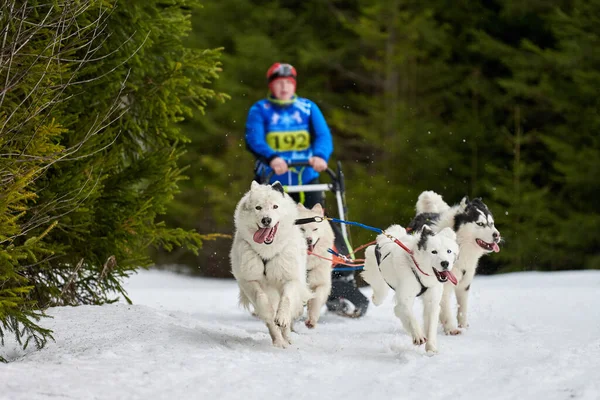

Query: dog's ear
left=437, top=227, right=457, bottom=241
left=417, top=225, right=434, bottom=250
left=420, top=224, right=433, bottom=235
left=311, top=203, right=324, bottom=216
left=271, top=181, right=284, bottom=195
left=297, top=203, right=306, bottom=210
left=251, top=180, right=260, bottom=190
left=459, top=196, right=470, bottom=210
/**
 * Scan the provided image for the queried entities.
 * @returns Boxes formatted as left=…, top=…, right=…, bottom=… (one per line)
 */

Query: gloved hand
left=309, top=156, right=328, bottom=172
left=269, top=157, right=288, bottom=175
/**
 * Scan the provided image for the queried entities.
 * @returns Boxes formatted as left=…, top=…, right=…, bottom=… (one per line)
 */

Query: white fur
left=361, top=225, right=459, bottom=354
left=230, top=181, right=312, bottom=348
left=416, top=191, right=501, bottom=335
left=297, top=203, right=335, bottom=329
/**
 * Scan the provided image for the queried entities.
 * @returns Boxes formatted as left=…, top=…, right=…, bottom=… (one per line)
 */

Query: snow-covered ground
left=1, top=269, right=599, bottom=400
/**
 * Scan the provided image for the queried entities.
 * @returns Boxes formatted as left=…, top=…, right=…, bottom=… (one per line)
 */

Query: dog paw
left=272, top=339, right=289, bottom=349
left=458, top=322, right=470, bottom=329
left=425, top=343, right=438, bottom=354
left=412, top=335, right=427, bottom=346
left=275, top=313, right=291, bottom=329
left=305, top=319, right=316, bottom=329
left=444, top=328, right=462, bottom=336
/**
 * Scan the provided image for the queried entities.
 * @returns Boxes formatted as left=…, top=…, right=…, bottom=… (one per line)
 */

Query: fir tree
left=0, top=0, right=223, bottom=360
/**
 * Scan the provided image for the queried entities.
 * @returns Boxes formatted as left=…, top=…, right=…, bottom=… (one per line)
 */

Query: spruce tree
left=0, top=0, right=222, bottom=360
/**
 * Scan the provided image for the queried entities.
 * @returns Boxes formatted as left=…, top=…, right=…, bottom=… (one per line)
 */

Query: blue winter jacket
left=245, top=95, right=333, bottom=185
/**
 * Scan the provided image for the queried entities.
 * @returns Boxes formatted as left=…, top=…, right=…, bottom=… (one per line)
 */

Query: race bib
left=266, top=130, right=310, bottom=151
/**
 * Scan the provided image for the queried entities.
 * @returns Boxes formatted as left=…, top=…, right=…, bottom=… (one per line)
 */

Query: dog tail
left=416, top=190, right=450, bottom=214
left=361, top=245, right=389, bottom=306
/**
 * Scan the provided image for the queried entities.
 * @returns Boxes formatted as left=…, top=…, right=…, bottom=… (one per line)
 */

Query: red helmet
left=266, top=63, right=297, bottom=83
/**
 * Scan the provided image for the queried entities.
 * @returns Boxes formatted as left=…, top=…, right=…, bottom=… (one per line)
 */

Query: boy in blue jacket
left=244, top=63, right=369, bottom=318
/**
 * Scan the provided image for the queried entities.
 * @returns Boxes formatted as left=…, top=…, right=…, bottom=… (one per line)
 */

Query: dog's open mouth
left=476, top=238, right=500, bottom=253
left=253, top=222, right=279, bottom=245
left=306, top=238, right=319, bottom=253
left=433, top=268, right=458, bottom=285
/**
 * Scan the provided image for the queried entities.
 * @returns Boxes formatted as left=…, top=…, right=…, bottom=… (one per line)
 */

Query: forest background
left=163, top=0, right=600, bottom=277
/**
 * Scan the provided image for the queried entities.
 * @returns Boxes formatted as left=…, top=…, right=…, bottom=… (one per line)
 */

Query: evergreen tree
left=0, top=0, right=222, bottom=359
left=497, top=0, right=600, bottom=270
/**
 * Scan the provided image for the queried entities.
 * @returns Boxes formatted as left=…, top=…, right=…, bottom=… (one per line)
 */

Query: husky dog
left=408, top=191, right=501, bottom=335
left=362, top=225, right=459, bottom=354
left=297, top=203, right=335, bottom=329
left=230, top=181, right=312, bottom=348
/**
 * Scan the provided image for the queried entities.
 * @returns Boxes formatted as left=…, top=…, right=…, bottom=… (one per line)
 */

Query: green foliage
left=1, top=0, right=222, bottom=359
left=158, top=0, right=600, bottom=276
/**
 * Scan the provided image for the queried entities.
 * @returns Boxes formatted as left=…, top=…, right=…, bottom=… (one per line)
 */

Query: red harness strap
left=389, top=237, right=430, bottom=277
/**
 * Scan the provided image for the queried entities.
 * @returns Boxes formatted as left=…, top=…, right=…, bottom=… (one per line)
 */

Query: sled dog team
left=230, top=181, right=501, bottom=354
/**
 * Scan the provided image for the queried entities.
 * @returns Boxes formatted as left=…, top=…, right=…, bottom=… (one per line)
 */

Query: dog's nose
left=261, top=217, right=272, bottom=227
left=493, top=231, right=500, bottom=241
left=306, top=238, right=313, bottom=244
left=440, top=261, right=449, bottom=269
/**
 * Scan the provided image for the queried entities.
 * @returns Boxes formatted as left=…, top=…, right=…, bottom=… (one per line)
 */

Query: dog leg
left=240, top=280, right=274, bottom=322
left=440, top=283, right=461, bottom=335
left=423, top=287, right=443, bottom=354
left=394, top=296, right=426, bottom=346
left=361, top=245, right=389, bottom=306
left=280, top=322, right=293, bottom=345
left=456, top=281, right=471, bottom=329
left=305, top=284, right=329, bottom=329
left=275, top=281, right=300, bottom=335
left=241, top=281, right=288, bottom=348
left=266, top=321, right=288, bottom=348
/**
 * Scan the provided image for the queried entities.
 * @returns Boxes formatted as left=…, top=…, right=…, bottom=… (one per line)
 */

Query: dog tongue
left=253, top=227, right=271, bottom=244
left=492, top=242, right=500, bottom=253
left=441, top=270, right=458, bottom=285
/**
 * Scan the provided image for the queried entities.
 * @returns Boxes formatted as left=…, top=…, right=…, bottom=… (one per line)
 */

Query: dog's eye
left=255, top=206, right=262, bottom=210
left=431, top=250, right=438, bottom=254
left=447, top=249, right=452, bottom=254
left=273, top=205, right=278, bottom=209
left=476, top=222, right=484, bottom=227
left=313, top=228, right=318, bottom=232
left=300, top=227, right=305, bottom=232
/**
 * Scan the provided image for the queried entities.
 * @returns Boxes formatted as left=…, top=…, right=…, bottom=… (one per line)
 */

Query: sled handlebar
left=263, top=161, right=337, bottom=183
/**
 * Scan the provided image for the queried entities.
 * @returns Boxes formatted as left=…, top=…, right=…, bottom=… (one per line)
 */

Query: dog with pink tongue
left=408, top=191, right=502, bottom=335
left=230, top=181, right=312, bottom=348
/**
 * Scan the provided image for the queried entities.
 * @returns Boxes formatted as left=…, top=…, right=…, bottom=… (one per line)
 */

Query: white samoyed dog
left=296, top=203, right=335, bottom=329
left=408, top=191, right=501, bottom=335
left=230, top=181, right=312, bottom=348
left=362, top=225, right=459, bottom=354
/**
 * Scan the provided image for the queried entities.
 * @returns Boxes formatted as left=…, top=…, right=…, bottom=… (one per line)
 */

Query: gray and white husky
left=408, top=191, right=501, bottom=335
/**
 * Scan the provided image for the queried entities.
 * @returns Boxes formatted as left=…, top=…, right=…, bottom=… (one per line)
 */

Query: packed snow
left=1, top=269, right=599, bottom=400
